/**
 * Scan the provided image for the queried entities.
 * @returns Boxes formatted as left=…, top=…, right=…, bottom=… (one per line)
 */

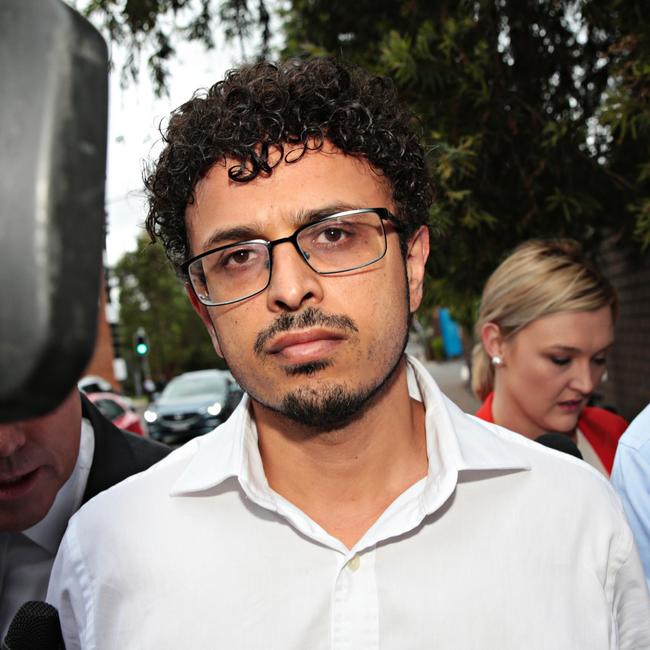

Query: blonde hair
left=471, top=239, right=618, bottom=401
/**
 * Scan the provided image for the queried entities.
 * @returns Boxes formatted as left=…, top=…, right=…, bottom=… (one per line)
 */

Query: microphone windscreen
left=3, top=601, right=64, bottom=650
left=535, top=433, right=583, bottom=460
left=0, top=0, right=107, bottom=421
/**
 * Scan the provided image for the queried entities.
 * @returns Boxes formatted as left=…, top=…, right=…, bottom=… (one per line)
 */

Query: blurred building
left=83, top=266, right=122, bottom=392
left=598, top=243, right=650, bottom=421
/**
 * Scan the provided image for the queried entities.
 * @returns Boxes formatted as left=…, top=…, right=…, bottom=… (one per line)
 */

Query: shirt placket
left=331, top=547, right=379, bottom=650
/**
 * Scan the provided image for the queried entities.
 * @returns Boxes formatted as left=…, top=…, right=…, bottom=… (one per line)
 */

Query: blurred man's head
left=0, top=390, right=81, bottom=530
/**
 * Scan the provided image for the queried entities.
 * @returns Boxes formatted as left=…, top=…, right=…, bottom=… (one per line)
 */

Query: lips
left=266, top=329, right=345, bottom=361
left=557, top=399, right=584, bottom=411
left=0, top=468, right=41, bottom=500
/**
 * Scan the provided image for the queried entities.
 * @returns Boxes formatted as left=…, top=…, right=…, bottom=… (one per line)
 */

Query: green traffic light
left=135, top=342, right=148, bottom=356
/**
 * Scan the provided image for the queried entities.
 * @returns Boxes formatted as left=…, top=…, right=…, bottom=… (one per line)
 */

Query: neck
left=252, top=359, right=428, bottom=548
left=490, top=389, right=545, bottom=440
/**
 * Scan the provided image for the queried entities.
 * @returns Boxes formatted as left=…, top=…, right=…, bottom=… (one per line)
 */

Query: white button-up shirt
left=47, top=357, right=650, bottom=649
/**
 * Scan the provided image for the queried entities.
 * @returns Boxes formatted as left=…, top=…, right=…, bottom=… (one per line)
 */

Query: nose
left=265, top=241, right=324, bottom=312
left=569, top=361, right=596, bottom=396
left=0, top=424, right=27, bottom=458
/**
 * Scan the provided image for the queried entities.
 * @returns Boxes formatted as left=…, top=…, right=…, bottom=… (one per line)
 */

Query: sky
left=104, top=39, right=239, bottom=267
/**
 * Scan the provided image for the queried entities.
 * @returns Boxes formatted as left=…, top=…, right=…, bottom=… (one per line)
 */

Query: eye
left=315, top=225, right=352, bottom=245
left=550, top=357, right=571, bottom=366
left=592, top=356, right=607, bottom=366
left=323, top=228, right=344, bottom=242
left=225, top=249, right=252, bottom=265
left=205, top=244, right=267, bottom=276
left=219, top=246, right=261, bottom=269
left=307, top=219, right=359, bottom=247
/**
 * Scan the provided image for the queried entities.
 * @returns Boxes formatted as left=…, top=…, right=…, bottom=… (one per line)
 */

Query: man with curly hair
left=48, top=59, right=649, bottom=649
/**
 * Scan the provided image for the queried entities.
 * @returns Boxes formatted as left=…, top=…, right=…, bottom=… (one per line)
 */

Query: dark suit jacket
left=80, top=393, right=171, bottom=504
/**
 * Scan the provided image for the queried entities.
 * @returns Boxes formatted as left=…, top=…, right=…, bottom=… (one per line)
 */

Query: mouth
left=557, top=399, right=585, bottom=412
left=0, top=468, right=41, bottom=500
left=266, top=329, right=346, bottom=363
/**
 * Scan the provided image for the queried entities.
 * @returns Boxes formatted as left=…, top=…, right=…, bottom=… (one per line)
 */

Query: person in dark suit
left=0, top=388, right=169, bottom=634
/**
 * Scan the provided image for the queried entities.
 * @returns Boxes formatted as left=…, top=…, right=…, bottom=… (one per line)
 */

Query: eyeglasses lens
left=188, top=210, right=387, bottom=306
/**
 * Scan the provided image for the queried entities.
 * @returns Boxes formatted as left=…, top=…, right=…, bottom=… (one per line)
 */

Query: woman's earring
left=491, top=355, right=503, bottom=367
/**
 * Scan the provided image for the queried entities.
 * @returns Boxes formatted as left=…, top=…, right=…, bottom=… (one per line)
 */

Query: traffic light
left=134, top=328, right=149, bottom=356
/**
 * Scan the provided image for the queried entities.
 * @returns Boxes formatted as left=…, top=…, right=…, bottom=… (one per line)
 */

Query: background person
left=0, top=389, right=169, bottom=635
left=612, top=403, right=650, bottom=589
left=472, top=238, right=627, bottom=476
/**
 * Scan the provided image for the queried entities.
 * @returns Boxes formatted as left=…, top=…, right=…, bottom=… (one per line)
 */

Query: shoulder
left=580, top=406, right=628, bottom=436
left=74, top=427, right=226, bottom=525
left=64, top=428, right=245, bottom=577
left=76, top=400, right=251, bottom=526
left=462, top=409, right=623, bottom=510
left=449, top=405, right=637, bottom=587
left=616, top=404, right=650, bottom=453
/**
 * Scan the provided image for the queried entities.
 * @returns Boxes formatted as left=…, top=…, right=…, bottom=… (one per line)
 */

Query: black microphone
left=2, top=601, right=65, bottom=650
left=535, top=433, right=583, bottom=460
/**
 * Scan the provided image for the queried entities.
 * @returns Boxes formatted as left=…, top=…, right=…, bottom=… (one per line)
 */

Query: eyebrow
left=198, top=202, right=367, bottom=253
left=546, top=342, right=614, bottom=355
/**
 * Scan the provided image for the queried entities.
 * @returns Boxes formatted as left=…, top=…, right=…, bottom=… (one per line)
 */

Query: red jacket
left=475, top=392, right=627, bottom=474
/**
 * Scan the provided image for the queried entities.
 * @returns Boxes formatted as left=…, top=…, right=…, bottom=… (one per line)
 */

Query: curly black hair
left=144, top=58, right=432, bottom=277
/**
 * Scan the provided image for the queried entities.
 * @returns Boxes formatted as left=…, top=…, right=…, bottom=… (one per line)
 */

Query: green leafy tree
left=593, top=3, right=650, bottom=251
left=75, top=0, right=649, bottom=327
left=114, top=234, right=224, bottom=388
left=68, top=0, right=271, bottom=93
left=281, top=0, right=650, bottom=328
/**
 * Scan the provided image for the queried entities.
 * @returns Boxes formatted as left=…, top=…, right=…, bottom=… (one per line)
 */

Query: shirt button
left=347, top=555, right=361, bottom=571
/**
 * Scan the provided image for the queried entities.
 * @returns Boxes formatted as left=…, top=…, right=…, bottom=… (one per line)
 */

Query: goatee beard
left=230, top=276, right=413, bottom=433
left=276, top=308, right=409, bottom=433
left=278, top=350, right=405, bottom=432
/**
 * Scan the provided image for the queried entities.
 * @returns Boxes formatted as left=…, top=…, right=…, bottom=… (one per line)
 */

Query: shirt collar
left=169, top=398, right=276, bottom=507
left=170, top=355, right=529, bottom=506
left=408, top=356, right=529, bottom=514
left=23, top=417, right=95, bottom=555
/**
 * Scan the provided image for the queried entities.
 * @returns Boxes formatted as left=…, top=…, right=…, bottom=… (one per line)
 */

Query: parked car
left=144, top=369, right=242, bottom=445
left=86, top=392, right=146, bottom=436
left=78, top=375, right=114, bottom=394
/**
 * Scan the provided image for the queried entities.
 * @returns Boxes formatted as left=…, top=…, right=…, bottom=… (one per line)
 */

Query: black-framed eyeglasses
left=183, top=207, right=400, bottom=306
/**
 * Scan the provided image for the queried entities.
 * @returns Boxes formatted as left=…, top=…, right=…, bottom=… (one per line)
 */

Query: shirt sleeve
left=46, top=520, right=92, bottom=650
left=611, top=531, right=650, bottom=649
left=611, top=437, right=650, bottom=590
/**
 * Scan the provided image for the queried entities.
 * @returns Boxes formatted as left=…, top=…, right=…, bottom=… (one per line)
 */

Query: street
left=421, top=358, right=481, bottom=414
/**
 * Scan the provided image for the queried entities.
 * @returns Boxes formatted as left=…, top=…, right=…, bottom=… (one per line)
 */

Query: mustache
left=254, top=307, right=358, bottom=356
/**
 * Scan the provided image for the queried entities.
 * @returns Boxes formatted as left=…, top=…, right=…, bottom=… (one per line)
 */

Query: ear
left=405, top=226, right=430, bottom=313
left=185, top=283, right=224, bottom=358
left=481, top=322, right=504, bottom=361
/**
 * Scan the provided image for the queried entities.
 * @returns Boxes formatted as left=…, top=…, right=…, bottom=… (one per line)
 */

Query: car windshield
left=161, top=374, right=228, bottom=400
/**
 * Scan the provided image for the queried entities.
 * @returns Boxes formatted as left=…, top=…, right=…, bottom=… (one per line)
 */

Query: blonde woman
left=472, top=239, right=627, bottom=475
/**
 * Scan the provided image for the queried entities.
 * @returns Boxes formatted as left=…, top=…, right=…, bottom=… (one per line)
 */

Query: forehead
left=185, top=143, right=393, bottom=254
left=514, top=307, right=614, bottom=350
